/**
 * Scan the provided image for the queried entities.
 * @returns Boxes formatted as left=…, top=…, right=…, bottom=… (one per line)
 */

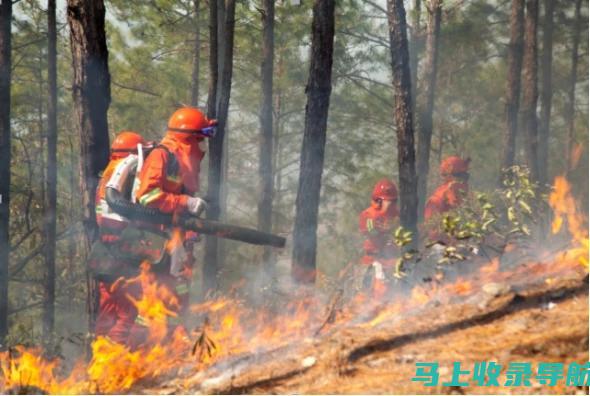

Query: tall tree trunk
left=67, top=0, right=111, bottom=245
left=206, top=0, right=218, bottom=121
left=190, top=0, right=201, bottom=106
left=204, top=0, right=235, bottom=292
left=291, top=0, right=336, bottom=284
left=272, top=51, right=283, bottom=233
left=258, top=0, right=275, bottom=279
left=67, top=0, right=111, bottom=334
left=409, top=0, right=421, bottom=114
left=416, top=0, right=441, bottom=218
left=43, top=0, right=58, bottom=343
left=500, top=0, right=525, bottom=178
left=522, top=0, right=539, bottom=182
left=566, top=0, right=582, bottom=172
left=203, top=0, right=218, bottom=293
left=387, top=0, right=418, bottom=239
left=537, top=0, right=553, bottom=186
left=0, top=0, right=12, bottom=346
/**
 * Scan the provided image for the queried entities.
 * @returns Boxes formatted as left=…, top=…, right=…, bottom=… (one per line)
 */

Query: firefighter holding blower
left=124, top=107, right=216, bottom=346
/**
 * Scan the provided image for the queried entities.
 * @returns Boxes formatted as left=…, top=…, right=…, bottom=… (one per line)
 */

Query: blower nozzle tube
left=105, top=188, right=286, bottom=248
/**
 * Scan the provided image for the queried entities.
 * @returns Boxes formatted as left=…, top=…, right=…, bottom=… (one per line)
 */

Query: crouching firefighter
left=89, top=131, right=155, bottom=343
left=358, top=179, right=400, bottom=297
left=123, top=107, right=216, bottom=347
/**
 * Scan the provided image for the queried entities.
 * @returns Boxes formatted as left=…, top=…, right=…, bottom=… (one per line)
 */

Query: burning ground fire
left=1, top=177, right=588, bottom=395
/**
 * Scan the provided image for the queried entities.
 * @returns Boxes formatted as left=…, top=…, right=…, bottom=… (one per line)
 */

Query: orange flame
left=549, top=176, right=589, bottom=268
left=1, top=177, right=588, bottom=394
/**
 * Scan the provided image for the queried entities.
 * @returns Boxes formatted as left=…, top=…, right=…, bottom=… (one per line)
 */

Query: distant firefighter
left=424, top=156, right=470, bottom=221
left=358, top=179, right=400, bottom=294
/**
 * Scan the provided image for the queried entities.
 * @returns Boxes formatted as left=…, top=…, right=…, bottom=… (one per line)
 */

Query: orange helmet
left=167, top=107, right=218, bottom=138
left=440, top=156, right=470, bottom=176
left=110, top=131, right=144, bottom=159
left=372, top=178, right=398, bottom=201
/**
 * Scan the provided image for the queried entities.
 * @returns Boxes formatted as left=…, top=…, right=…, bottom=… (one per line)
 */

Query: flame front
left=549, top=176, right=589, bottom=268
left=1, top=176, right=587, bottom=394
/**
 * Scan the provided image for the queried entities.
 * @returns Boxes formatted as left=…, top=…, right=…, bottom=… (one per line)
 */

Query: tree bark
left=409, top=0, right=421, bottom=114
left=67, top=0, right=111, bottom=334
left=522, top=0, right=539, bottom=182
left=272, top=49, right=284, bottom=234
left=258, top=0, right=275, bottom=279
left=190, top=0, right=201, bottom=106
left=537, top=0, right=553, bottom=186
left=387, top=0, right=418, bottom=239
left=203, top=0, right=218, bottom=293
left=206, top=0, right=218, bottom=121
left=204, top=0, right=235, bottom=292
left=43, top=0, right=58, bottom=343
left=0, top=0, right=12, bottom=346
left=291, top=0, right=336, bottom=284
left=67, top=0, right=111, bottom=245
left=500, top=0, right=524, bottom=178
left=416, top=0, right=441, bottom=218
left=565, top=0, right=582, bottom=172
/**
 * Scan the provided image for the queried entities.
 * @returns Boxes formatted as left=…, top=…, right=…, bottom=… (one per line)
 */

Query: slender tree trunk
left=500, top=0, right=525, bottom=178
left=203, top=0, right=218, bottom=293
left=67, top=0, right=111, bottom=334
left=409, top=0, right=421, bottom=114
left=387, top=0, right=418, bottom=239
left=204, top=0, right=235, bottom=292
left=566, top=0, right=582, bottom=172
left=258, top=0, right=275, bottom=278
left=522, top=0, right=539, bottom=182
left=416, top=0, right=441, bottom=218
left=537, top=0, right=553, bottom=186
left=43, top=0, right=58, bottom=343
left=206, top=0, right=218, bottom=122
left=272, top=59, right=283, bottom=233
left=0, top=0, right=12, bottom=346
left=291, top=0, right=336, bottom=284
left=191, top=0, right=201, bottom=106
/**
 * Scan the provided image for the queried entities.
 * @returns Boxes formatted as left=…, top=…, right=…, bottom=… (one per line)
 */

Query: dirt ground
left=148, top=267, right=588, bottom=395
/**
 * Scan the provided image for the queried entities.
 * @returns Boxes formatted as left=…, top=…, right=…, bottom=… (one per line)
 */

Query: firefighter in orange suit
left=93, top=131, right=146, bottom=340
left=424, top=156, right=470, bottom=221
left=127, top=107, right=216, bottom=346
left=358, top=179, right=400, bottom=295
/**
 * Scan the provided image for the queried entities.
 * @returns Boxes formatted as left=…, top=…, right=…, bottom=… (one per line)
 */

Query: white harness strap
left=104, top=155, right=139, bottom=221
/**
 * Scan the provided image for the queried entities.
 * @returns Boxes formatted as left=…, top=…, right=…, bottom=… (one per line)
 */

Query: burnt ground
left=144, top=265, right=588, bottom=395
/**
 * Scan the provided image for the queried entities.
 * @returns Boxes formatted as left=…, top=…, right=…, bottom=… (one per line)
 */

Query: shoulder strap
left=155, top=144, right=180, bottom=179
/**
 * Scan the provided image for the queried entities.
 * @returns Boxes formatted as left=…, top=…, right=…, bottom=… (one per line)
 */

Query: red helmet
left=440, top=156, right=470, bottom=176
left=110, top=131, right=144, bottom=159
left=167, top=107, right=218, bottom=138
left=372, top=178, right=398, bottom=201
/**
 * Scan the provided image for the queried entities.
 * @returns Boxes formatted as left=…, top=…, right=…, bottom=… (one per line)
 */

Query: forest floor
left=140, top=255, right=589, bottom=395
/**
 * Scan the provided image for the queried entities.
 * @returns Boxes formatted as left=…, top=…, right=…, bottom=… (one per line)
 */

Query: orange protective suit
left=358, top=179, right=400, bottom=298
left=424, top=156, right=470, bottom=220
left=358, top=179, right=399, bottom=266
left=135, top=133, right=205, bottom=213
left=128, top=107, right=214, bottom=347
left=94, top=131, right=145, bottom=341
left=424, top=180, right=469, bottom=220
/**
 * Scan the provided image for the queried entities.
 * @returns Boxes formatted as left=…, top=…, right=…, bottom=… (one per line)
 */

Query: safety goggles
left=200, top=126, right=217, bottom=138
left=373, top=197, right=397, bottom=204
